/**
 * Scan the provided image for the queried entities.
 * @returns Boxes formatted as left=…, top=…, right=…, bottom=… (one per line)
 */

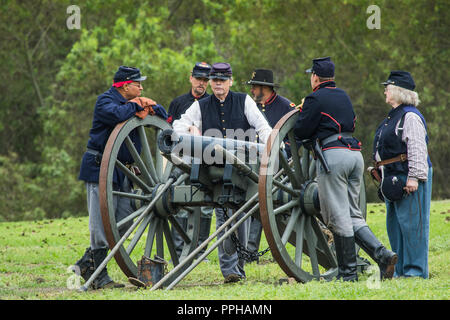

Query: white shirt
left=172, top=93, right=272, bottom=144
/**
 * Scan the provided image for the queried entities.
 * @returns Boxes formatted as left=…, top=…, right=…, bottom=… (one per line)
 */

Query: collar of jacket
left=312, top=80, right=336, bottom=92
left=262, top=91, right=277, bottom=106
left=388, top=103, right=411, bottom=117
left=189, top=90, right=208, bottom=101
left=109, top=86, right=128, bottom=103
left=212, top=90, right=232, bottom=104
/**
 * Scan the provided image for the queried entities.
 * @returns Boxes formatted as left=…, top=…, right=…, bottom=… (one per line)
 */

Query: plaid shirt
left=398, top=112, right=429, bottom=181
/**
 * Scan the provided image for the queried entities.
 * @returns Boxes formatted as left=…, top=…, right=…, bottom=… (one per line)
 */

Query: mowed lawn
left=0, top=201, right=449, bottom=300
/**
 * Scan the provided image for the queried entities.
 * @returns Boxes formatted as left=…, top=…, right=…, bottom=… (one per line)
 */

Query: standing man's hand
left=189, top=126, right=201, bottom=136
left=403, top=178, right=418, bottom=194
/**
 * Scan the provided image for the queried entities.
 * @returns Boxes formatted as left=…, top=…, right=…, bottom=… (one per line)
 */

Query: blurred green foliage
left=0, top=0, right=448, bottom=220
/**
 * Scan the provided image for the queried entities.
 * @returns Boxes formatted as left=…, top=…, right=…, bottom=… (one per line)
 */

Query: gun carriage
left=81, top=109, right=367, bottom=291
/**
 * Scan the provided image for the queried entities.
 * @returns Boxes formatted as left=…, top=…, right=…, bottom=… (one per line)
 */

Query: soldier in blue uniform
left=173, top=62, right=272, bottom=283
left=294, top=57, right=397, bottom=281
left=245, top=69, right=295, bottom=261
left=74, top=66, right=167, bottom=289
left=168, top=62, right=214, bottom=260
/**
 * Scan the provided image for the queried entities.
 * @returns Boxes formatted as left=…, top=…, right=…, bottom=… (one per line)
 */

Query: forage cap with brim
left=245, top=69, right=280, bottom=87
left=381, top=70, right=415, bottom=91
left=113, top=66, right=147, bottom=82
left=305, top=56, right=335, bottom=78
left=192, top=62, right=211, bottom=78
left=209, top=62, right=232, bottom=80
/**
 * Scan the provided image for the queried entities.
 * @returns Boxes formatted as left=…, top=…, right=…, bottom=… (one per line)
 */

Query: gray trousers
left=317, top=148, right=367, bottom=237
left=86, top=182, right=134, bottom=250
left=215, top=207, right=250, bottom=278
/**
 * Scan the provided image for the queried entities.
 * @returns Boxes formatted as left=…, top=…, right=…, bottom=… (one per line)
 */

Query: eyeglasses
left=129, top=82, right=143, bottom=88
left=194, top=77, right=209, bottom=82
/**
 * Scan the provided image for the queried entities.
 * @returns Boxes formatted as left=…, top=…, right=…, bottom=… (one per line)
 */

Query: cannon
left=80, top=109, right=367, bottom=291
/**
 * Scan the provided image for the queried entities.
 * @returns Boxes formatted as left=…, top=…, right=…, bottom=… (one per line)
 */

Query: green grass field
left=0, top=201, right=449, bottom=300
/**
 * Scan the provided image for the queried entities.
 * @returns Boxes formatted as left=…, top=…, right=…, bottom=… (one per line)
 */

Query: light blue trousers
left=385, top=167, right=432, bottom=278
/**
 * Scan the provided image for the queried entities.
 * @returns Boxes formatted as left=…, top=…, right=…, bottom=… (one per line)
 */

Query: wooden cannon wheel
left=99, top=116, right=200, bottom=279
left=259, top=110, right=367, bottom=282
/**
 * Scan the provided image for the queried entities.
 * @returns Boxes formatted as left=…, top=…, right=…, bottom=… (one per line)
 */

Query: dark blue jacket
left=257, top=92, right=295, bottom=128
left=373, top=104, right=431, bottom=176
left=199, top=91, right=251, bottom=138
left=168, top=90, right=210, bottom=123
left=294, top=81, right=361, bottom=150
left=78, top=87, right=145, bottom=186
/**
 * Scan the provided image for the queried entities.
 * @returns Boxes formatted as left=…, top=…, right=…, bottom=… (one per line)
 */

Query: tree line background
left=0, top=0, right=448, bottom=221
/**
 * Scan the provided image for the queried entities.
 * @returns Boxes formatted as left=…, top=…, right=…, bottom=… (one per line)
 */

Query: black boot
left=354, top=226, right=398, bottom=279
left=333, top=234, right=358, bottom=282
left=196, top=217, right=212, bottom=260
left=91, top=248, right=125, bottom=289
left=74, top=247, right=94, bottom=282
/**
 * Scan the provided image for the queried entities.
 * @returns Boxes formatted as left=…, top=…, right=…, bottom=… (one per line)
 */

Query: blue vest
left=199, top=91, right=251, bottom=138
left=373, top=104, right=431, bottom=176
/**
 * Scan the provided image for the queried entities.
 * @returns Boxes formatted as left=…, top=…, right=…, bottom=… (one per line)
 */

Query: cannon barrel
left=158, top=129, right=265, bottom=159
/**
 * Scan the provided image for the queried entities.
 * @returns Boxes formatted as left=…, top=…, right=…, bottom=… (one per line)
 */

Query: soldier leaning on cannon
left=167, top=62, right=214, bottom=261
left=173, top=62, right=272, bottom=283
left=74, top=66, right=168, bottom=289
left=293, top=57, right=397, bottom=281
left=244, top=68, right=296, bottom=262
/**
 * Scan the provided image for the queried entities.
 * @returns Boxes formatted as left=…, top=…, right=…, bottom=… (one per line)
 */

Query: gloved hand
left=135, top=105, right=155, bottom=119
left=152, top=104, right=168, bottom=120
left=130, top=97, right=157, bottom=108
left=130, top=97, right=157, bottom=119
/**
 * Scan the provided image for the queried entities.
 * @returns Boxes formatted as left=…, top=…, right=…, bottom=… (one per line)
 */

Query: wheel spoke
left=124, top=136, right=155, bottom=186
left=115, top=159, right=152, bottom=193
left=155, top=129, right=164, bottom=182
left=117, top=206, right=146, bottom=229
left=156, top=217, right=164, bottom=258
left=112, top=190, right=150, bottom=201
left=126, top=212, right=153, bottom=255
left=168, top=215, right=191, bottom=243
left=274, top=199, right=300, bottom=215
left=278, top=150, right=301, bottom=188
left=162, top=219, right=179, bottom=266
left=281, top=207, right=301, bottom=245
left=310, top=217, right=337, bottom=266
left=162, top=161, right=174, bottom=182
left=301, top=148, right=310, bottom=180
left=137, top=125, right=160, bottom=184
left=287, top=131, right=304, bottom=182
left=295, top=214, right=306, bottom=267
left=305, top=216, right=320, bottom=277
left=272, top=180, right=300, bottom=197
left=308, top=158, right=316, bottom=180
left=144, top=217, right=160, bottom=257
